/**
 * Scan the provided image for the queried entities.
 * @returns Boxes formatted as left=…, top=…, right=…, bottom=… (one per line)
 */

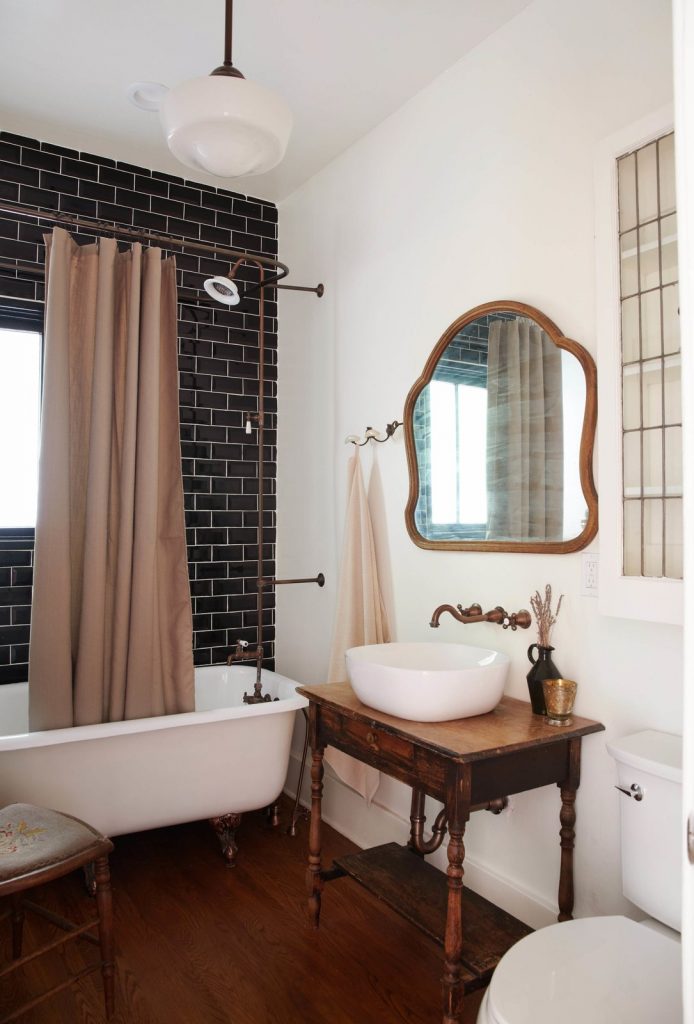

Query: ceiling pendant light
left=159, top=0, right=292, bottom=178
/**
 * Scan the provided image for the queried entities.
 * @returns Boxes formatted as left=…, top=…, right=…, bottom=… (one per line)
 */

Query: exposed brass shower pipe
left=221, top=256, right=324, bottom=702
left=226, top=256, right=268, bottom=702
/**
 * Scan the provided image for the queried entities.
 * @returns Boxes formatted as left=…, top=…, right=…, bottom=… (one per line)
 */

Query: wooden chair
left=0, top=803, right=115, bottom=1022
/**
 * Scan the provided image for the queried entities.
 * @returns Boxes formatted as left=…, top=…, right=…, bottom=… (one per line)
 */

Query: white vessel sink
left=345, top=642, right=510, bottom=723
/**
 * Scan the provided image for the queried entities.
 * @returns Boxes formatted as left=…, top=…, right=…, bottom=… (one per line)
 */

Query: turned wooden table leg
left=558, top=737, right=581, bottom=922
left=442, top=824, right=467, bottom=1023
left=442, top=774, right=471, bottom=1024
left=307, top=744, right=325, bottom=928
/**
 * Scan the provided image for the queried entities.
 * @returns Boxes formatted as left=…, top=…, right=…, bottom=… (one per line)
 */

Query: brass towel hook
left=345, top=420, right=402, bottom=447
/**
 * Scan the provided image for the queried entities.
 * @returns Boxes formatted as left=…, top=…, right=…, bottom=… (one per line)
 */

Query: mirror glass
left=405, top=304, right=597, bottom=552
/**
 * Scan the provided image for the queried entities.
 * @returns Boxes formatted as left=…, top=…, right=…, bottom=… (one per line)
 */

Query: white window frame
left=595, top=105, right=682, bottom=625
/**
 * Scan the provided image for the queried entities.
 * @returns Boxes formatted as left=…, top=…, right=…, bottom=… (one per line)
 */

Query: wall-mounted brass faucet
left=429, top=602, right=531, bottom=631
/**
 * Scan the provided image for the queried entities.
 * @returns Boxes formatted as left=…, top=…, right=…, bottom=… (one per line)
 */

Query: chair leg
left=83, top=861, right=97, bottom=897
left=94, top=856, right=115, bottom=1019
left=10, top=893, right=24, bottom=959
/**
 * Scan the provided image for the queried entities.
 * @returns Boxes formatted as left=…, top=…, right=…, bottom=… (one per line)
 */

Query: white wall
left=276, top=0, right=681, bottom=927
left=673, top=0, right=694, bottom=1015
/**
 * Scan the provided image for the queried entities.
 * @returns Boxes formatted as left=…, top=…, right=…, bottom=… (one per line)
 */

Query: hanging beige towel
left=367, top=451, right=396, bottom=633
left=326, top=447, right=392, bottom=804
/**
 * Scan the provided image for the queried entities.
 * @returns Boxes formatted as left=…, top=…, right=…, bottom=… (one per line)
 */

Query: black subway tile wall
left=0, top=132, right=278, bottom=684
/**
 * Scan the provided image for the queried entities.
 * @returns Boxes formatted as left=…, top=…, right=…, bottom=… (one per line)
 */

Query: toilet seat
left=481, top=915, right=681, bottom=1024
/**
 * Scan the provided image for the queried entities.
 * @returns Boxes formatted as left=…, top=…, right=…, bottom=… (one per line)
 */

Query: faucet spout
left=429, top=602, right=531, bottom=631
left=227, top=639, right=263, bottom=666
left=430, top=603, right=483, bottom=628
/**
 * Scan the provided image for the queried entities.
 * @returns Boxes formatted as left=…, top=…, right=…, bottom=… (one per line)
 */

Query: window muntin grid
left=617, top=131, right=682, bottom=579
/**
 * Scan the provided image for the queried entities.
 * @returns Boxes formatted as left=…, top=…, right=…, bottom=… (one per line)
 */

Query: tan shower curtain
left=486, top=319, right=564, bottom=541
left=29, top=228, right=194, bottom=730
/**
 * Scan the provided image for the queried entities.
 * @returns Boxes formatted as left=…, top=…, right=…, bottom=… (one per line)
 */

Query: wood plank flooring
left=0, top=802, right=484, bottom=1023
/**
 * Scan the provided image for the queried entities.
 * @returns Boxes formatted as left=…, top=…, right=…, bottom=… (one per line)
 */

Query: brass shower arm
left=257, top=574, right=325, bottom=589
left=218, top=256, right=323, bottom=300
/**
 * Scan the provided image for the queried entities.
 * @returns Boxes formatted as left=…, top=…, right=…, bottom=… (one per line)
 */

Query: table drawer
left=320, top=707, right=415, bottom=771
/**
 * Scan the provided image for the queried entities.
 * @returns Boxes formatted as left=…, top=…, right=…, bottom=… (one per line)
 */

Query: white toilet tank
left=607, top=730, right=682, bottom=932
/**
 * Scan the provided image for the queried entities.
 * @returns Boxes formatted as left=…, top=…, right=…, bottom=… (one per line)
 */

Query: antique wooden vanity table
left=298, top=681, right=604, bottom=1024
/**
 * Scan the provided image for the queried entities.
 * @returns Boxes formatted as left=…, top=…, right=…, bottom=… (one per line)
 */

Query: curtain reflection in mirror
left=486, top=319, right=564, bottom=540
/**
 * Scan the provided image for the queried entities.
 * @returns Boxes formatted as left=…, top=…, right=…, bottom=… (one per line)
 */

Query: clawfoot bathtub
left=0, top=665, right=307, bottom=865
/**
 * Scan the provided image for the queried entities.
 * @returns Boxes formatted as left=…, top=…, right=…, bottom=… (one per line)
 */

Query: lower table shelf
left=333, top=842, right=532, bottom=993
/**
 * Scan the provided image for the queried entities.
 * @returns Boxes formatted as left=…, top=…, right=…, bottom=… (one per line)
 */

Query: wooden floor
left=0, top=801, right=485, bottom=1024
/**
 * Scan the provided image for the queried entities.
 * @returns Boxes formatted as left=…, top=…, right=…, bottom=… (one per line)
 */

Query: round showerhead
left=204, top=276, right=241, bottom=305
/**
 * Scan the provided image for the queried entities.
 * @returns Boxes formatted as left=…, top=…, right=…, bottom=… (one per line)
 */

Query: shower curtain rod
left=0, top=258, right=274, bottom=310
left=0, top=199, right=323, bottom=297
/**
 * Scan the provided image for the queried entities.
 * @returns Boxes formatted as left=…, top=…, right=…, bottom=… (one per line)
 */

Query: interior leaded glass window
left=617, top=131, right=682, bottom=579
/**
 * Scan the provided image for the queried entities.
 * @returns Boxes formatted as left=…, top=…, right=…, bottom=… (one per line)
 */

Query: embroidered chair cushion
left=0, top=804, right=109, bottom=883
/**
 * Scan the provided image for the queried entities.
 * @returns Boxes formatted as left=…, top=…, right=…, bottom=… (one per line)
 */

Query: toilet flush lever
left=615, top=783, right=644, bottom=801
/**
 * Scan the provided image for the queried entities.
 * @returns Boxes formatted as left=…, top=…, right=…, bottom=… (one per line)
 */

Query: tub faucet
left=227, top=639, right=259, bottom=665
left=227, top=640, right=273, bottom=704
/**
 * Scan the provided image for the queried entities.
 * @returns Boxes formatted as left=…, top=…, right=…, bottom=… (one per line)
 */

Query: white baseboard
left=284, top=749, right=557, bottom=930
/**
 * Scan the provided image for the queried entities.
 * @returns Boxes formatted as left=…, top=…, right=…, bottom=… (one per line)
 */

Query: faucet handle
left=456, top=603, right=483, bottom=617
left=227, top=638, right=251, bottom=665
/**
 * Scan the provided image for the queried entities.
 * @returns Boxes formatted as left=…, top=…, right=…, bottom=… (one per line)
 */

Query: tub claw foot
left=209, top=813, right=242, bottom=866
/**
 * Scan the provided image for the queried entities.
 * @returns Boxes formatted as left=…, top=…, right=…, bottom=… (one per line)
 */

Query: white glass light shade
left=160, top=75, right=292, bottom=178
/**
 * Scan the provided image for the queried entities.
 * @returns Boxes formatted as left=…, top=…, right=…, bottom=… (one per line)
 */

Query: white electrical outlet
left=581, top=552, right=599, bottom=597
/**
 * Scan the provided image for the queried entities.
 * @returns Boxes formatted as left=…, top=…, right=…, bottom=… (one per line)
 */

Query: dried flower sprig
left=530, top=584, right=564, bottom=647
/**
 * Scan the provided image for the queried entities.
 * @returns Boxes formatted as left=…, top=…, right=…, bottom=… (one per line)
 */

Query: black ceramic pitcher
left=526, top=644, right=561, bottom=716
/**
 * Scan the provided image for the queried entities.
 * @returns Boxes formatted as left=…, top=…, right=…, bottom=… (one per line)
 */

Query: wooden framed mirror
left=404, top=301, right=598, bottom=553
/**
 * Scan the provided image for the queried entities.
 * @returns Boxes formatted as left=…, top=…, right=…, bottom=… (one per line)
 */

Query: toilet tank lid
left=607, top=729, right=682, bottom=783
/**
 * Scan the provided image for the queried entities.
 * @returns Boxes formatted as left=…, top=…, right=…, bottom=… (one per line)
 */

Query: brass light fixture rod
left=210, top=0, right=245, bottom=79
left=429, top=602, right=532, bottom=630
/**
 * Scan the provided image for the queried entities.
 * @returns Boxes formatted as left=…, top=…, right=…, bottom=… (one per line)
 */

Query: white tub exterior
left=0, top=665, right=308, bottom=837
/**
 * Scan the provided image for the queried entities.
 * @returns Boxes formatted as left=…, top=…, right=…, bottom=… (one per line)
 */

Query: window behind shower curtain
left=0, top=302, right=42, bottom=681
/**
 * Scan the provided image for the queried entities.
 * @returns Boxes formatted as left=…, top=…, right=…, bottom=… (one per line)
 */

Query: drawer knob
left=366, top=731, right=379, bottom=748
